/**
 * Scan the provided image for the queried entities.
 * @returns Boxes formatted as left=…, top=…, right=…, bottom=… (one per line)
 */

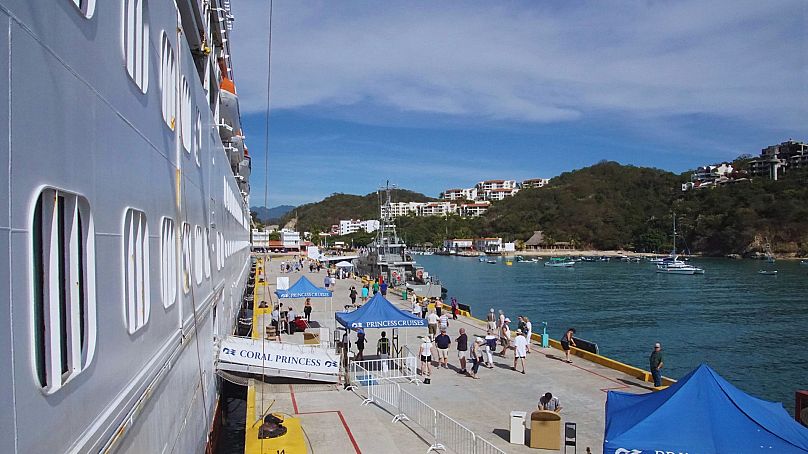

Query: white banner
left=276, top=276, right=289, bottom=290
left=219, top=337, right=339, bottom=375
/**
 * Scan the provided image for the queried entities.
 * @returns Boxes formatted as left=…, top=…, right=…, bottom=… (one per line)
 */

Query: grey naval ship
left=0, top=0, right=252, bottom=452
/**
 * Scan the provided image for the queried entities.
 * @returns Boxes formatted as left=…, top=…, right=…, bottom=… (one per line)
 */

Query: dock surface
left=244, top=255, right=654, bottom=453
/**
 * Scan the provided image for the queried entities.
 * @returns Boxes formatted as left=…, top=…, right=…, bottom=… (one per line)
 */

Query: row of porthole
left=31, top=186, right=245, bottom=394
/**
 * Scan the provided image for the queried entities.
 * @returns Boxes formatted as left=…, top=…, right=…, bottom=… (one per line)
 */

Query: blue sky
left=229, top=1, right=806, bottom=207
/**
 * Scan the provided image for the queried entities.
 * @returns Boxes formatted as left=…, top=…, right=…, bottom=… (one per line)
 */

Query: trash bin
left=529, top=410, right=561, bottom=449
left=509, top=411, right=527, bottom=444
left=401, top=289, right=408, bottom=300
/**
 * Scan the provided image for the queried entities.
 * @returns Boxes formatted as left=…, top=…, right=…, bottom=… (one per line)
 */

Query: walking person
left=323, top=274, right=331, bottom=291
left=303, top=298, right=312, bottom=322
left=361, top=284, right=369, bottom=303
left=649, top=342, right=664, bottom=387
left=497, top=310, right=505, bottom=331
left=372, top=280, right=380, bottom=295
left=499, top=318, right=511, bottom=356
left=411, top=297, right=421, bottom=318
left=512, top=329, right=528, bottom=374
left=380, top=280, right=388, bottom=296
left=427, top=308, right=439, bottom=338
left=420, top=299, right=428, bottom=319
left=451, top=297, right=458, bottom=320
left=524, top=317, right=533, bottom=354
left=469, top=338, right=483, bottom=379
left=287, top=306, right=297, bottom=335
left=377, top=331, right=391, bottom=374
left=419, top=336, right=435, bottom=384
left=349, top=286, right=357, bottom=306
left=486, top=308, right=496, bottom=331
left=435, top=299, right=442, bottom=317
left=438, top=311, right=449, bottom=332
left=484, top=330, right=497, bottom=368
left=435, top=329, right=451, bottom=369
left=456, top=328, right=468, bottom=374
left=355, top=329, right=366, bottom=361
left=561, top=328, right=577, bottom=363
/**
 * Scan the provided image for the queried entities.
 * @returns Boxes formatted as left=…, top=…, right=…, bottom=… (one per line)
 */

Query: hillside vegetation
left=284, top=161, right=808, bottom=256
left=280, top=189, right=436, bottom=233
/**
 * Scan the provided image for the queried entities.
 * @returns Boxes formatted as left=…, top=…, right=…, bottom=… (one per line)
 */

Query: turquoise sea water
left=416, top=254, right=808, bottom=410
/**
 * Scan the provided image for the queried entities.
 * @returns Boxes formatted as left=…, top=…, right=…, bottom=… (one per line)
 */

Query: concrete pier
left=245, top=254, right=655, bottom=453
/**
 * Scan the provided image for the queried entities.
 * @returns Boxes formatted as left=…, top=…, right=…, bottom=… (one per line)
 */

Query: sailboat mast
left=672, top=213, right=677, bottom=257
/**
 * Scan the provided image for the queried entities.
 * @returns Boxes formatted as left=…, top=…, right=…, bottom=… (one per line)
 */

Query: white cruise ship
left=0, top=0, right=253, bottom=452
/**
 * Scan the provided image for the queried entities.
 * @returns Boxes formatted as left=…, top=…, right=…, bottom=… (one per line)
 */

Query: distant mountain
left=279, top=189, right=436, bottom=233
left=251, top=205, right=295, bottom=224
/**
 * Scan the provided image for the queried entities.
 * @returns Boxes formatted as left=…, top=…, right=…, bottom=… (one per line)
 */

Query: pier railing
left=351, top=370, right=505, bottom=454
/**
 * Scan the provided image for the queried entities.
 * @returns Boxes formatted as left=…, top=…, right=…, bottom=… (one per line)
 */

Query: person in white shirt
left=538, top=392, right=562, bottom=412
left=524, top=317, right=533, bottom=354
left=438, top=312, right=449, bottom=331
left=411, top=298, right=420, bottom=317
left=419, top=336, right=435, bottom=383
left=426, top=310, right=439, bottom=337
left=512, top=329, right=528, bottom=374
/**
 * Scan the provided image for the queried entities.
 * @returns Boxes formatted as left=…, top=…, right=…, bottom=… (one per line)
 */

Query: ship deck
left=243, top=254, right=657, bottom=453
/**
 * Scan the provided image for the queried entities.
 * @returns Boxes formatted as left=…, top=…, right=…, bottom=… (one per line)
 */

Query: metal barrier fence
left=475, top=435, right=505, bottom=454
left=352, top=375, right=506, bottom=454
left=436, top=411, right=475, bottom=454
left=349, top=355, right=419, bottom=383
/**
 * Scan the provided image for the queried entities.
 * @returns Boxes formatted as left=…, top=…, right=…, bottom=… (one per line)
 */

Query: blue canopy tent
left=274, top=275, right=332, bottom=299
left=336, top=293, right=426, bottom=330
left=273, top=276, right=333, bottom=326
left=604, top=364, right=808, bottom=454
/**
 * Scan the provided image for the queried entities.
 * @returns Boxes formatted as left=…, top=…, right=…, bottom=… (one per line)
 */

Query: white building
left=420, top=202, right=458, bottom=216
left=460, top=202, right=490, bottom=217
left=442, top=187, right=478, bottom=201
left=443, top=239, right=474, bottom=253
left=338, top=219, right=380, bottom=235
left=476, top=179, right=517, bottom=191
left=474, top=237, right=503, bottom=253
left=280, top=229, right=300, bottom=249
left=251, top=228, right=270, bottom=248
left=384, top=202, right=424, bottom=217
left=522, top=178, right=549, bottom=189
left=481, top=187, right=519, bottom=201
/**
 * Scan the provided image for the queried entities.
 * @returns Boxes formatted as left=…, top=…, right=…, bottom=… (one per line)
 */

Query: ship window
left=123, top=0, right=149, bottom=93
left=203, top=227, right=211, bottom=278
left=32, top=189, right=97, bottom=394
left=70, top=0, right=96, bottom=18
left=216, top=232, right=223, bottom=270
left=194, top=226, right=203, bottom=285
left=181, top=76, right=191, bottom=153
left=160, top=32, right=176, bottom=130
left=195, top=109, right=202, bottom=166
left=181, top=222, right=191, bottom=294
left=123, top=209, right=150, bottom=334
left=160, top=217, right=176, bottom=308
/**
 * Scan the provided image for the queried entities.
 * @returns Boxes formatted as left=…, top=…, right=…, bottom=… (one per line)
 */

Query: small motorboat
left=758, top=270, right=778, bottom=275
left=486, top=259, right=497, bottom=264
left=544, top=258, right=575, bottom=267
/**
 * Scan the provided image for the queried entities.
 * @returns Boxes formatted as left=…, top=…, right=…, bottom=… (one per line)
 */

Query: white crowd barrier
left=350, top=371, right=506, bottom=454
left=349, top=355, right=420, bottom=383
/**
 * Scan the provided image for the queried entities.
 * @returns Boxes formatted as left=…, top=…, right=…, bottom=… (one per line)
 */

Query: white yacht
left=656, top=216, right=704, bottom=275
left=0, top=1, right=252, bottom=452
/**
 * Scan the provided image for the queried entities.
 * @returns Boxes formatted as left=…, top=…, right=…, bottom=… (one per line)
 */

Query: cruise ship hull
left=0, top=1, right=252, bottom=452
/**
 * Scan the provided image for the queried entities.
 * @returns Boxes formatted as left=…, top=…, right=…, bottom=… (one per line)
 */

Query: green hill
left=482, top=161, right=808, bottom=255
left=280, top=189, right=436, bottom=233
left=482, top=161, right=681, bottom=250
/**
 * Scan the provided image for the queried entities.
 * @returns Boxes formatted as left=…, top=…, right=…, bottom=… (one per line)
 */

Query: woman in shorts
left=561, top=328, right=576, bottom=363
left=419, top=336, right=435, bottom=383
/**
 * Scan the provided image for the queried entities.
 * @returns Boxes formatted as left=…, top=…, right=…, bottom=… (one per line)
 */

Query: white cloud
left=229, top=0, right=806, bottom=129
